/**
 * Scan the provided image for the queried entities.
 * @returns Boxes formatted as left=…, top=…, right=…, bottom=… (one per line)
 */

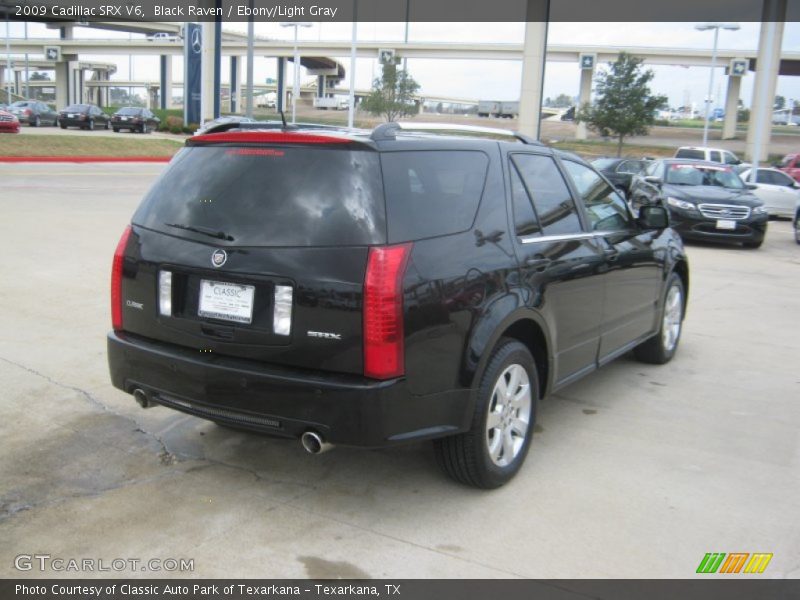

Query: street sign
left=730, top=59, right=748, bottom=77
left=44, top=46, right=61, bottom=62
left=579, top=54, right=596, bottom=70
left=378, top=49, right=396, bottom=65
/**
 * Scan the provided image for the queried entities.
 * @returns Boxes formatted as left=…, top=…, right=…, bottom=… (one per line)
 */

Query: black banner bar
left=2, top=580, right=799, bottom=600
left=3, top=0, right=800, bottom=22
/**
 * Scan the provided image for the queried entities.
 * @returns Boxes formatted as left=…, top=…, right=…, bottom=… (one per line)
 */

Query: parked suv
left=107, top=122, right=689, bottom=488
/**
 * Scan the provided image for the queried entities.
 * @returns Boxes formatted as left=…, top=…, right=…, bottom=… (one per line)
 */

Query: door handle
left=525, top=257, right=552, bottom=271
left=603, top=247, right=620, bottom=262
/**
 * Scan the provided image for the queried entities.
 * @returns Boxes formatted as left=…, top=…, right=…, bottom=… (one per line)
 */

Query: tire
left=60, top=123, right=67, bottom=130
left=88, top=119, right=95, bottom=131
left=112, top=128, right=119, bottom=133
left=795, top=212, right=800, bottom=245
left=743, top=239, right=763, bottom=249
left=435, top=338, right=538, bottom=489
left=32, top=115, right=40, bottom=127
left=634, top=272, right=685, bottom=365
left=141, top=123, right=148, bottom=134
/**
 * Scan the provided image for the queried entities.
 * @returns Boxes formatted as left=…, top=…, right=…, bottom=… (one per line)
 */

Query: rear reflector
left=111, top=225, right=133, bottom=331
left=363, top=243, right=412, bottom=380
left=273, top=285, right=293, bottom=336
left=158, top=270, right=172, bottom=317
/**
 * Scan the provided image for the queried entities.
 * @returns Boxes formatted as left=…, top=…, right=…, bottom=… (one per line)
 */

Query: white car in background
left=739, top=167, right=800, bottom=219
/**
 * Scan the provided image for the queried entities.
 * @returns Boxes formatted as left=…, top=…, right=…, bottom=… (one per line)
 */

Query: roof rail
left=370, top=121, right=543, bottom=145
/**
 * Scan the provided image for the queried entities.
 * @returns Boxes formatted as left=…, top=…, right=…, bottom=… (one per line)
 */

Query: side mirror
left=637, top=206, right=669, bottom=230
left=644, top=176, right=663, bottom=186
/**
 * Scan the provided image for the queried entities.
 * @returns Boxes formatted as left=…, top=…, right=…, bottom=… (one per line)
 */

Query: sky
left=4, top=20, right=800, bottom=109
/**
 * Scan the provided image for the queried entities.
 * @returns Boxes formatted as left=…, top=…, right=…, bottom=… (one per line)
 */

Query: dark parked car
left=111, top=107, right=160, bottom=133
left=629, top=159, right=768, bottom=248
left=591, top=157, right=651, bottom=194
left=59, top=104, right=110, bottom=130
left=7, top=100, right=59, bottom=127
left=108, top=122, right=689, bottom=488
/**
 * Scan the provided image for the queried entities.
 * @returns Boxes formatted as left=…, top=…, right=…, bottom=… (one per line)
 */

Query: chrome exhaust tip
left=300, top=431, right=333, bottom=455
left=132, top=388, right=151, bottom=409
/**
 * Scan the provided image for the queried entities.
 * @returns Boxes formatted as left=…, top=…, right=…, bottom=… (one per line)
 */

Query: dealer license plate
left=121, top=116, right=128, bottom=121
left=69, top=113, right=77, bottom=118
left=716, top=220, right=736, bottom=230
left=198, top=280, right=255, bottom=324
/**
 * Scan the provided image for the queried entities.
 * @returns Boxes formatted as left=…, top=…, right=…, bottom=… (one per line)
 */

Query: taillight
left=363, top=243, right=412, bottom=380
left=111, top=226, right=133, bottom=331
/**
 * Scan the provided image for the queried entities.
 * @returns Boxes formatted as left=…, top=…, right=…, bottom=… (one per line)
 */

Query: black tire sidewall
left=472, top=341, right=539, bottom=487
left=659, top=273, right=685, bottom=362
left=88, top=120, right=94, bottom=130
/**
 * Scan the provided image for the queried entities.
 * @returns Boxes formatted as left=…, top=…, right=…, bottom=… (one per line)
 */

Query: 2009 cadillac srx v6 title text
left=108, top=121, right=688, bottom=488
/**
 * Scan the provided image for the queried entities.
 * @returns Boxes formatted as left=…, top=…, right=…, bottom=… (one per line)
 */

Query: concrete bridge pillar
left=721, top=74, right=742, bottom=140
left=518, top=21, right=547, bottom=139
left=277, top=57, right=287, bottom=113
left=746, top=0, right=786, bottom=163
left=575, top=60, right=595, bottom=140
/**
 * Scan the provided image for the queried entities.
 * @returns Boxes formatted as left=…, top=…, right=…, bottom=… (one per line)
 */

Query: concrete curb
left=0, top=156, right=173, bottom=163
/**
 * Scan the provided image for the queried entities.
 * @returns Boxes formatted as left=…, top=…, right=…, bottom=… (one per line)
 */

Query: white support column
left=518, top=21, right=548, bottom=139
left=54, top=60, right=69, bottom=109
left=721, top=75, right=742, bottom=140
left=746, top=5, right=785, bottom=163
left=575, top=65, right=594, bottom=140
left=200, top=21, right=217, bottom=124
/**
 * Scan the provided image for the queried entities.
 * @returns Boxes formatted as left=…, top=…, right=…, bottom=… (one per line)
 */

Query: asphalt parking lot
left=1, top=163, right=798, bottom=579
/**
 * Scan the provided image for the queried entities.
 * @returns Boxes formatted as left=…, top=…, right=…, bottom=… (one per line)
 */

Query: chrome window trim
left=520, top=232, right=600, bottom=244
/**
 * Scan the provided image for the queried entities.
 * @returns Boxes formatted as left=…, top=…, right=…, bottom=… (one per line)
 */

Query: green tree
left=576, top=52, right=667, bottom=157
left=552, top=93, right=573, bottom=108
left=29, top=72, right=50, bottom=81
left=361, top=64, right=420, bottom=122
left=774, top=95, right=786, bottom=110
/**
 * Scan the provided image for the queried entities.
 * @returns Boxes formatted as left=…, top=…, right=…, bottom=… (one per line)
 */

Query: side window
left=511, top=154, right=582, bottom=236
left=723, top=152, right=739, bottom=165
left=509, top=162, right=540, bottom=237
left=709, top=150, right=722, bottom=163
left=617, top=160, right=642, bottom=174
left=756, top=170, right=774, bottom=184
left=774, top=171, right=795, bottom=186
left=562, top=161, right=632, bottom=232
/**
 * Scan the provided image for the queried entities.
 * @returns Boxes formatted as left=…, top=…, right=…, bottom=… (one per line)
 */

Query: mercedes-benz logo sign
left=211, top=249, right=227, bottom=268
left=191, top=28, right=202, bottom=55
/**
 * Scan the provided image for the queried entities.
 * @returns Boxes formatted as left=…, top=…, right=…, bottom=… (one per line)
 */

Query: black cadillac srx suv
left=108, top=122, right=689, bottom=488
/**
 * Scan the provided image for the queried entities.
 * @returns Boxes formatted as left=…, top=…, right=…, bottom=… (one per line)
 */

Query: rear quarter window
left=675, top=149, right=705, bottom=160
left=381, top=151, right=489, bottom=242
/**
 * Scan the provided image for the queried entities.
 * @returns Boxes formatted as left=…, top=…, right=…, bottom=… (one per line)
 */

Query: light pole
left=280, top=22, right=312, bottom=124
left=695, top=22, right=740, bottom=147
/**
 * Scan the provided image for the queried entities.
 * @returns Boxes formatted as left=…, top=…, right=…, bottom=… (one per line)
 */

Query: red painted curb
left=0, top=156, right=173, bottom=163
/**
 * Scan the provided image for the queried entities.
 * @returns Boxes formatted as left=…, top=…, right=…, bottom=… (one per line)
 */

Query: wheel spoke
left=511, top=383, right=530, bottom=407
left=488, top=431, right=503, bottom=461
left=502, top=429, right=515, bottom=462
left=486, top=410, right=502, bottom=430
left=507, top=367, right=520, bottom=398
left=510, top=418, right=528, bottom=437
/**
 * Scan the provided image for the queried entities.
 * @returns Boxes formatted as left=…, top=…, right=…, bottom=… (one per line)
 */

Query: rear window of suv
left=381, top=151, right=489, bottom=242
left=133, top=145, right=387, bottom=247
left=675, top=149, right=705, bottom=160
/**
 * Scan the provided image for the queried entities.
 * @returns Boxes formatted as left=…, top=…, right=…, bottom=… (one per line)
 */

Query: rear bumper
left=108, top=331, right=472, bottom=448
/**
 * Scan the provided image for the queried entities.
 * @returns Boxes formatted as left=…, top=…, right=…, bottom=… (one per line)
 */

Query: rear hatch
left=119, top=132, right=386, bottom=375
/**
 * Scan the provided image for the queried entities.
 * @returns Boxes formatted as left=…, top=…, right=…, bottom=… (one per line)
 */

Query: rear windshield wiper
left=164, top=222, right=234, bottom=241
